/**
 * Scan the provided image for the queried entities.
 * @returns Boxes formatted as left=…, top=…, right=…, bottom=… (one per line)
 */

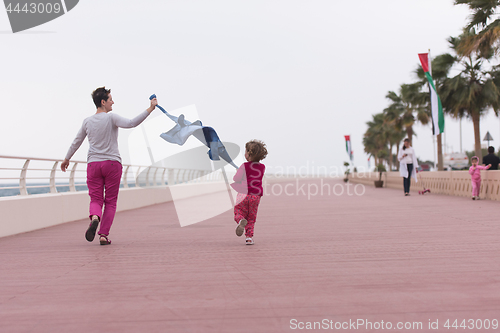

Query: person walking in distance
left=397, top=138, right=418, bottom=196
left=61, top=87, right=157, bottom=245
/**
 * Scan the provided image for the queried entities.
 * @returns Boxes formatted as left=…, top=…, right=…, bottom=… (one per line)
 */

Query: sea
left=0, top=183, right=139, bottom=198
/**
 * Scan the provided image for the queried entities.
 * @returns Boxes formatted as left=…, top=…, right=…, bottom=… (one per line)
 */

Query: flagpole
left=141, top=124, right=155, bottom=164
left=428, top=49, right=436, bottom=169
left=217, top=161, right=235, bottom=208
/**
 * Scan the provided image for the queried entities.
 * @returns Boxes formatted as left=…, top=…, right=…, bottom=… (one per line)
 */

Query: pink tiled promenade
left=1, top=178, right=500, bottom=333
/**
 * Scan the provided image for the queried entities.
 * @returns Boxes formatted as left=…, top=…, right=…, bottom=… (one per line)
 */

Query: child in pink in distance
left=231, top=140, right=268, bottom=245
left=468, top=156, right=491, bottom=200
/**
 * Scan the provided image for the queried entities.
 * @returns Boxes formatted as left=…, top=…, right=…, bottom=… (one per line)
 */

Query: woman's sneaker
left=235, top=219, right=247, bottom=237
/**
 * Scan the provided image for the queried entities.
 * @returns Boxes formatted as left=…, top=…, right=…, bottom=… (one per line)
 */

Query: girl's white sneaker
left=235, top=219, right=247, bottom=237
left=246, top=237, right=254, bottom=245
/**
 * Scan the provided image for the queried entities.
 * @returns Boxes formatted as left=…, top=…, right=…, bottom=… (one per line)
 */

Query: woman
left=397, top=138, right=418, bottom=196
left=61, top=87, right=157, bottom=245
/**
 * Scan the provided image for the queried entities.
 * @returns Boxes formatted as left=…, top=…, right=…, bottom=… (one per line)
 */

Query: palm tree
left=439, top=33, right=500, bottom=160
left=363, top=113, right=405, bottom=171
left=454, top=0, right=500, bottom=57
left=363, top=135, right=380, bottom=167
left=363, top=113, right=387, bottom=166
left=383, top=83, right=430, bottom=146
left=386, top=127, right=406, bottom=171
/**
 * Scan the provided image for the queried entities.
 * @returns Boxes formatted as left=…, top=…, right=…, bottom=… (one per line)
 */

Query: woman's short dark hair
left=92, top=87, right=111, bottom=108
left=245, top=140, right=268, bottom=162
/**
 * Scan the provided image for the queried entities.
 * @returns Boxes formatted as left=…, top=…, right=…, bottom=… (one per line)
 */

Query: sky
left=1, top=0, right=498, bottom=175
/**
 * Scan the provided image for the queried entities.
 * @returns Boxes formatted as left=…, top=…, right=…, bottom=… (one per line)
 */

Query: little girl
left=469, top=156, right=491, bottom=200
left=231, top=140, right=268, bottom=245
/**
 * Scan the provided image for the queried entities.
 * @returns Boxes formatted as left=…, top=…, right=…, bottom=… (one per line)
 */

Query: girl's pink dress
left=469, top=165, right=489, bottom=197
left=231, top=162, right=265, bottom=238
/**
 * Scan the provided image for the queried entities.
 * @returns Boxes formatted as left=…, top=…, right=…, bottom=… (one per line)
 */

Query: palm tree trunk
left=395, top=145, right=400, bottom=171
left=472, top=112, right=482, bottom=161
left=437, top=133, right=444, bottom=171
left=388, top=144, right=393, bottom=171
left=406, top=126, right=413, bottom=145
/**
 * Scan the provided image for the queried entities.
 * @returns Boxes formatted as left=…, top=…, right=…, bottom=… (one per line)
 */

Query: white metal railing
left=0, top=155, right=232, bottom=197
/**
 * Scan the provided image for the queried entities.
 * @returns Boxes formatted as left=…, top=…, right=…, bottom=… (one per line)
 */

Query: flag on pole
left=344, top=135, right=353, bottom=161
left=418, top=53, right=444, bottom=135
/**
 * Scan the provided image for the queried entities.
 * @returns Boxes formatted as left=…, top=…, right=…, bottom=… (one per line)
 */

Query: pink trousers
left=471, top=179, right=481, bottom=197
left=234, top=193, right=261, bottom=238
left=87, top=160, right=122, bottom=236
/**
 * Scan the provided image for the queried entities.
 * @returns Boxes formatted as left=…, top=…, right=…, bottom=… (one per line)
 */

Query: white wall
left=0, top=182, right=229, bottom=238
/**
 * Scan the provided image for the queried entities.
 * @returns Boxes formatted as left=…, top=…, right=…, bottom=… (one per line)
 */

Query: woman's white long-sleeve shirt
left=65, top=110, right=150, bottom=163
left=398, top=146, right=418, bottom=181
left=401, top=147, right=414, bottom=164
